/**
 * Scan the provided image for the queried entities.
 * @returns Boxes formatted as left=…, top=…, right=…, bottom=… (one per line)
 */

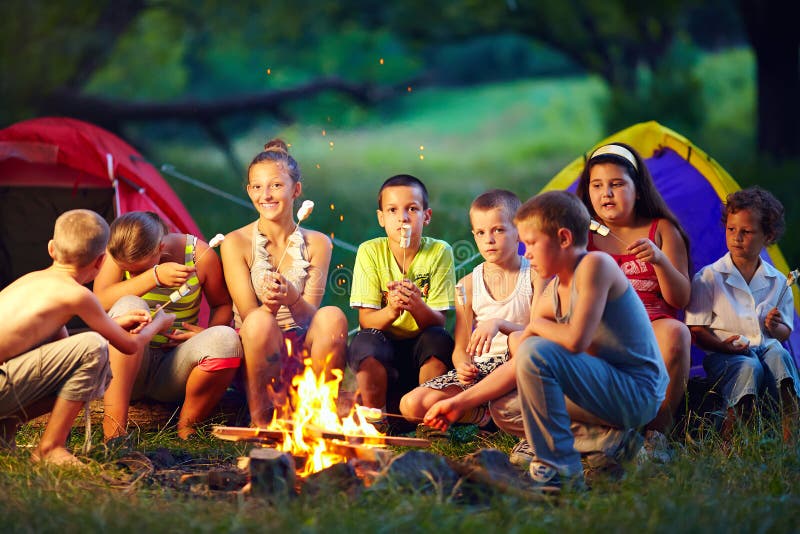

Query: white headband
left=590, top=144, right=638, bottom=171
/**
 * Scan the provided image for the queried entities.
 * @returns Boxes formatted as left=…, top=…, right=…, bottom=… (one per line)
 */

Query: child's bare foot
left=31, top=446, right=86, bottom=468
left=177, top=425, right=197, bottom=440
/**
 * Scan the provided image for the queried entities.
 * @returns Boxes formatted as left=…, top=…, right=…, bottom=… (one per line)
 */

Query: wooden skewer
left=211, top=425, right=431, bottom=448
left=775, top=268, right=799, bottom=309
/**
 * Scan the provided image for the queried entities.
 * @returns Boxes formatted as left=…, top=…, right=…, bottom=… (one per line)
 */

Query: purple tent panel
left=566, top=147, right=800, bottom=377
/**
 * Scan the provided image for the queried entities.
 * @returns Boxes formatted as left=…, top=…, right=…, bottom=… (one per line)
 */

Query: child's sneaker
left=638, top=430, right=674, bottom=464
left=509, top=438, right=535, bottom=468
left=529, top=461, right=586, bottom=494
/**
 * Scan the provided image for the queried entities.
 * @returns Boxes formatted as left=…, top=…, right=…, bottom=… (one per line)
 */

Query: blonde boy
left=428, top=192, right=668, bottom=492
left=348, top=175, right=456, bottom=419
left=0, top=209, right=173, bottom=465
left=400, top=190, right=532, bottom=425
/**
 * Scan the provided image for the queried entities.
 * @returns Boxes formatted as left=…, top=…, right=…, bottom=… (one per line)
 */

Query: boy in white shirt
left=686, top=187, right=799, bottom=443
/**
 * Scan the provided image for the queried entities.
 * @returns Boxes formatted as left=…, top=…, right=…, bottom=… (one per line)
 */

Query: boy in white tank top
left=399, top=190, right=533, bottom=426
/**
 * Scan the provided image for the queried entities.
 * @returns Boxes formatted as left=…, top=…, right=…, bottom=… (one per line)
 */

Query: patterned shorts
left=421, top=353, right=507, bottom=391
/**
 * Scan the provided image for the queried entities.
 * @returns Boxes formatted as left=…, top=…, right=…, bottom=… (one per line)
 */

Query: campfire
left=213, top=342, right=429, bottom=477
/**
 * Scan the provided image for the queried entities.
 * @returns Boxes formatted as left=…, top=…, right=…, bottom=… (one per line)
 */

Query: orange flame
left=266, top=340, right=382, bottom=476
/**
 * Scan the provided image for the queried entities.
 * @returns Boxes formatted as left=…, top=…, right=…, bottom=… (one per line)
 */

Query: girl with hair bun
left=576, top=142, right=691, bottom=443
left=221, top=139, right=347, bottom=427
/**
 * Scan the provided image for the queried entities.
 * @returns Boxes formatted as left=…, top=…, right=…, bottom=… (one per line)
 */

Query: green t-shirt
left=350, top=236, right=455, bottom=339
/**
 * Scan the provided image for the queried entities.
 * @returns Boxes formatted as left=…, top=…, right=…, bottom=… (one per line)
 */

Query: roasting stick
left=455, top=283, right=474, bottom=366
left=150, top=233, right=225, bottom=316
left=589, top=219, right=627, bottom=246
left=211, top=425, right=431, bottom=448
left=355, top=405, right=423, bottom=423
left=776, top=268, right=800, bottom=309
left=274, top=200, right=315, bottom=273
left=399, top=223, right=411, bottom=275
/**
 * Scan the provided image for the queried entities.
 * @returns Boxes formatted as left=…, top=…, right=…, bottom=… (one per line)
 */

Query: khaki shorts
left=0, top=332, right=110, bottom=418
left=109, top=296, right=243, bottom=403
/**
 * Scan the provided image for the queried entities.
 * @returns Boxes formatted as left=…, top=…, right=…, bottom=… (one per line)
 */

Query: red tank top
left=588, top=219, right=678, bottom=321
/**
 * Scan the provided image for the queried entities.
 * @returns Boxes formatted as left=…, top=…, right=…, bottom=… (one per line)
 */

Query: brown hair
left=471, top=189, right=521, bottom=222
left=247, top=139, right=301, bottom=185
left=724, top=186, right=785, bottom=245
left=515, top=191, right=590, bottom=248
left=575, top=141, right=691, bottom=264
left=52, top=209, right=109, bottom=267
left=108, top=211, right=169, bottom=263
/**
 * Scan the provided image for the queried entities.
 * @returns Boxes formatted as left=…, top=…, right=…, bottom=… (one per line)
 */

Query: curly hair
left=724, top=186, right=785, bottom=245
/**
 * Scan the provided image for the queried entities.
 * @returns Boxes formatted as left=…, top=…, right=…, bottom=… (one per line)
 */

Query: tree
left=739, top=0, right=800, bottom=161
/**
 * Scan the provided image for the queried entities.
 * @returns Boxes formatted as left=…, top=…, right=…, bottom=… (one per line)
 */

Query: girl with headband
left=576, top=143, right=691, bottom=452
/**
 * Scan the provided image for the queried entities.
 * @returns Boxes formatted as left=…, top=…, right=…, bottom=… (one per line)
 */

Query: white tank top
left=471, top=256, right=533, bottom=362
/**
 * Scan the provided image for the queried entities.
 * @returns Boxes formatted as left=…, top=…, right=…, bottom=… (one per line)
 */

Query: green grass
left=2, top=415, right=799, bottom=533
left=4, top=51, right=791, bottom=530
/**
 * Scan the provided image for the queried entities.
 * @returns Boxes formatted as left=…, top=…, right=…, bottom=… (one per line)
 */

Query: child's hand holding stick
left=455, top=283, right=479, bottom=383
left=776, top=268, right=799, bottom=309
left=151, top=234, right=226, bottom=317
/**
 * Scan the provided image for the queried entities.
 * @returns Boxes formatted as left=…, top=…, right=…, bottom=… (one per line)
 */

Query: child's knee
left=314, top=306, right=349, bottom=338
left=240, top=311, right=280, bottom=344
left=735, top=357, right=764, bottom=383
left=108, top=295, right=148, bottom=318
left=78, top=332, right=109, bottom=370
left=205, top=325, right=244, bottom=358
left=516, top=337, right=560, bottom=377
left=399, top=389, right=421, bottom=416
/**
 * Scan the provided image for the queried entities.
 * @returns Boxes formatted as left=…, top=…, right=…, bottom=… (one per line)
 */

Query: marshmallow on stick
left=297, top=200, right=314, bottom=222
left=776, top=268, right=800, bottom=309
left=398, top=223, right=412, bottom=276
left=150, top=233, right=225, bottom=317
left=355, top=404, right=423, bottom=423
left=151, top=282, right=193, bottom=316
left=275, top=200, right=315, bottom=274
left=589, top=219, right=627, bottom=246
left=399, top=223, right=412, bottom=249
left=455, top=283, right=474, bottom=364
left=194, top=233, right=225, bottom=265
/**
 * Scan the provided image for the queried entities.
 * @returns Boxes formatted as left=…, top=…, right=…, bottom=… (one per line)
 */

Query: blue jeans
left=516, top=337, right=661, bottom=476
left=703, top=343, right=800, bottom=408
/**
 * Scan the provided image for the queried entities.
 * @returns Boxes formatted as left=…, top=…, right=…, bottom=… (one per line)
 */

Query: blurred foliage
left=0, top=0, right=109, bottom=122
left=603, top=38, right=704, bottom=136
left=426, top=34, right=580, bottom=85
left=85, top=9, right=189, bottom=100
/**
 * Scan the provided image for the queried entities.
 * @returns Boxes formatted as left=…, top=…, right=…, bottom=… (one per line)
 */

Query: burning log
left=212, top=425, right=430, bottom=449
left=213, top=350, right=430, bottom=478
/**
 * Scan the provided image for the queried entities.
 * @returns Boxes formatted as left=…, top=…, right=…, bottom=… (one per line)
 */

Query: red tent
left=0, top=117, right=203, bottom=289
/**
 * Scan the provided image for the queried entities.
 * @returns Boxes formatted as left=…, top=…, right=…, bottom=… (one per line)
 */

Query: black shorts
left=347, top=327, right=455, bottom=393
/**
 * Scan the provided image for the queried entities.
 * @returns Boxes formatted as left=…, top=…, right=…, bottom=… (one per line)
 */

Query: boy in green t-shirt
left=348, top=175, right=456, bottom=420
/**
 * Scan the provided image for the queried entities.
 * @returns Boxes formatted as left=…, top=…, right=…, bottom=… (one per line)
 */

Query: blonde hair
left=515, top=191, right=590, bottom=248
left=108, top=211, right=169, bottom=263
left=52, top=209, right=109, bottom=267
left=470, top=189, right=521, bottom=222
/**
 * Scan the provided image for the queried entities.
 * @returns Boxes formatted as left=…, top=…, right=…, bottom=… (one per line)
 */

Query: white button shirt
left=685, top=252, right=794, bottom=350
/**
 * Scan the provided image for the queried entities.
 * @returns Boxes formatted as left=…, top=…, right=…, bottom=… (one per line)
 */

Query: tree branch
left=42, top=76, right=400, bottom=126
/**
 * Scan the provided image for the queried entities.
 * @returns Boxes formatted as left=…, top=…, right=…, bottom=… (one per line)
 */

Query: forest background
left=1, top=2, right=800, bottom=531
left=1, top=0, right=798, bottom=322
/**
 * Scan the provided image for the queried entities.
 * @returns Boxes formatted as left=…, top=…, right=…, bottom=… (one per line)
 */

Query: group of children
left=0, top=139, right=797, bottom=493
